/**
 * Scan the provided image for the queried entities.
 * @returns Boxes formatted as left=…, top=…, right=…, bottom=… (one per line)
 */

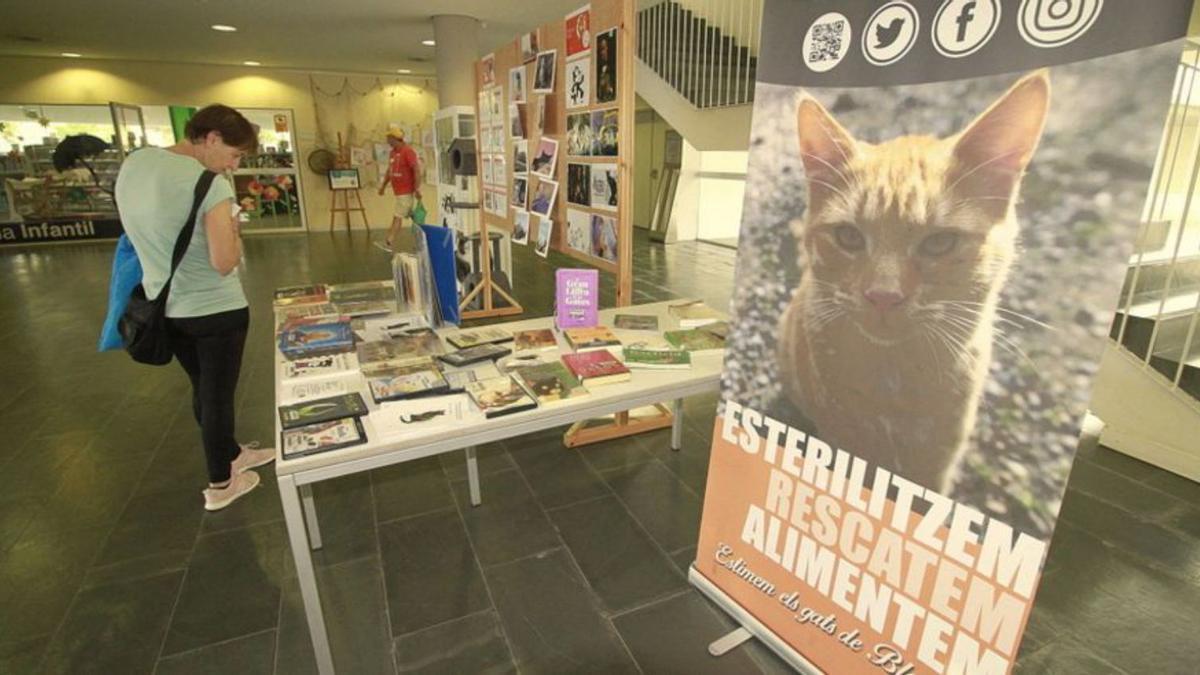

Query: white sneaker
left=232, top=442, right=276, bottom=474
left=203, top=471, right=261, bottom=511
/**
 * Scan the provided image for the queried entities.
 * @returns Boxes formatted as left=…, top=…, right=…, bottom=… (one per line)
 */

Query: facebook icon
left=934, top=0, right=1000, bottom=58
left=956, top=1, right=977, bottom=42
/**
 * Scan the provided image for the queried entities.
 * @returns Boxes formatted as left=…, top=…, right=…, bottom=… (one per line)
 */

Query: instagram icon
left=1018, top=0, right=1104, bottom=48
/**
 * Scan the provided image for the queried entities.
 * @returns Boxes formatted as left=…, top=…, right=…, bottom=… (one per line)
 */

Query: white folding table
left=274, top=300, right=725, bottom=674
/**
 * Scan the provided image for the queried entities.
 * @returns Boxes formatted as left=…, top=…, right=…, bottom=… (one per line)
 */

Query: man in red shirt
left=378, top=128, right=422, bottom=250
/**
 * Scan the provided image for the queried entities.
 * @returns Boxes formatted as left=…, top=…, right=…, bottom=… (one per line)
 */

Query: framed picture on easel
left=328, top=168, right=360, bottom=190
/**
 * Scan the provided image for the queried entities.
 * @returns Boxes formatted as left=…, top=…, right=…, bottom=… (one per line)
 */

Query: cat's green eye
left=832, top=224, right=866, bottom=252
left=918, top=231, right=959, bottom=257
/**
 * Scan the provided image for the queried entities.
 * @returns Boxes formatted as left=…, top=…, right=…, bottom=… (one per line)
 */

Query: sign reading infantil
left=692, top=1, right=1194, bottom=673
left=0, top=217, right=122, bottom=245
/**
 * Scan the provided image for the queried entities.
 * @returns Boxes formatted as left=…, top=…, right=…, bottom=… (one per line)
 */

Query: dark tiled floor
left=0, top=229, right=1197, bottom=674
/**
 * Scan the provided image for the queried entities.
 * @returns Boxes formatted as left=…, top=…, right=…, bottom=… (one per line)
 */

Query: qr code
left=808, top=20, right=844, bottom=63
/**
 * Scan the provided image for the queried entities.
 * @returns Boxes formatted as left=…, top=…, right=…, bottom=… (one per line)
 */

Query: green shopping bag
left=411, top=199, right=427, bottom=226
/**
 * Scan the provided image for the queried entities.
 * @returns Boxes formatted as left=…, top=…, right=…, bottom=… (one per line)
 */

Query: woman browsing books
left=116, top=105, right=274, bottom=511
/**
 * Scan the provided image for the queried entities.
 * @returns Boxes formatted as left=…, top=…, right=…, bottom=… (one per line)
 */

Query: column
left=432, top=14, right=481, bottom=107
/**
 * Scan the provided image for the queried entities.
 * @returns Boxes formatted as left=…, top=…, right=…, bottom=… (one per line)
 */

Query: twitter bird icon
left=875, top=17, right=905, bottom=48
left=863, top=1, right=920, bottom=66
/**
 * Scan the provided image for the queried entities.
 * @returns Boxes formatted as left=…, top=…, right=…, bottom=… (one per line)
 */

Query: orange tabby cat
left=777, top=71, right=1050, bottom=494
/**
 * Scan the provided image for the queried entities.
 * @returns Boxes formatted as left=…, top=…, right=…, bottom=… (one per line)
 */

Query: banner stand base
left=708, top=627, right=753, bottom=656
left=688, top=565, right=826, bottom=675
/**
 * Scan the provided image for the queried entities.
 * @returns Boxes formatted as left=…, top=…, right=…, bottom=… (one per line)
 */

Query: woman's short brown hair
left=185, top=105, right=258, bottom=152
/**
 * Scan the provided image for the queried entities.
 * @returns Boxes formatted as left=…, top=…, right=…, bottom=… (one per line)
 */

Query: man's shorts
left=394, top=193, right=415, bottom=219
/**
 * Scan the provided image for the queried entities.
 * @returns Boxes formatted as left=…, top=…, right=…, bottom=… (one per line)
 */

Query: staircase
left=636, top=0, right=760, bottom=109
left=1110, top=253, right=1200, bottom=402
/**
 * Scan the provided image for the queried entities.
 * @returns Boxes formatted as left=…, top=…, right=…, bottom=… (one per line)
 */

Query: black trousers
left=167, top=307, right=249, bottom=483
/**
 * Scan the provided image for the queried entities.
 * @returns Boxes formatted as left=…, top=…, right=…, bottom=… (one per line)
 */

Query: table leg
left=466, top=445, right=482, bottom=506
left=671, top=398, right=684, bottom=451
left=278, top=474, right=336, bottom=675
left=300, top=483, right=323, bottom=550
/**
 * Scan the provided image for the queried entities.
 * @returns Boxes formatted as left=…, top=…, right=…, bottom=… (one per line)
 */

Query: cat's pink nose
left=863, top=289, right=906, bottom=311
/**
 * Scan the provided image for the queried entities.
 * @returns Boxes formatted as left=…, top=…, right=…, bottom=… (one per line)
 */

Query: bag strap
left=161, top=170, right=218, bottom=298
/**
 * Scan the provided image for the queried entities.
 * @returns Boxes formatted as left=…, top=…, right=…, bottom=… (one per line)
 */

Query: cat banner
left=692, top=1, right=1194, bottom=674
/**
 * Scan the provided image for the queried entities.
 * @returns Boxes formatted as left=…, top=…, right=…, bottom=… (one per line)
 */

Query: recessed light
left=243, top=61, right=261, bottom=66
left=211, top=24, right=238, bottom=32
left=421, top=39, right=436, bottom=46
left=397, top=68, right=412, bottom=73
left=60, top=52, right=82, bottom=58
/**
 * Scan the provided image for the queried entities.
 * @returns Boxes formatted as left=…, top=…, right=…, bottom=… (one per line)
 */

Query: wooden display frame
left=474, top=0, right=653, bottom=446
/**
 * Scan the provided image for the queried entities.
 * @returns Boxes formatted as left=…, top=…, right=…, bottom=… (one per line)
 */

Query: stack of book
left=329, top=281, right=396, bottom=317
left=512, top=328, right=559, bottom=353
left=511, top=361, right=590, bottom=406
left=278, top=392, right=370, bottom=459
left=361, top=357, right=451, bottom=403
left=561, top=349, right=632, bottom=386
left=438, top=342, right=512, bottom=367
left=664, top=324, right=727, bottom=354
left=622, top=337, right=691, bottom=370
left=446, top=327, right=513, bottom=350
left=465, top=375, right=539, bottom=418
left=356, top=329, right=445, bottom=365
left=275, top=284, right=328, bottom=306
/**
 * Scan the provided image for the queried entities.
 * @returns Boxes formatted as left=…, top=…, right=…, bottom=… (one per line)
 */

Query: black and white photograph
left=512, top=209, right=530, bottom=245
left=508, top=65, right=526, bottom=103
left=535, top=95, right=551, bottom=134
left=512, top=140, right=528, bottom=175
left=534, top=50, right=557, bottom=94
left=511, top=176, right=529, bottom=210
left=508, top=102, right=526, bottom=139
left=566, top=163, right=591, bottom=207
left=520, top=30, right=539, bottom=63
left=534, top=215, right=553, bottom=258
left=565, top=56, right=590, bottom=109
left=589, top=162, right=616, bottom=210
left=595, top=28, right=617, bottom=104
left=566, top=208, right=591, bottom=254
left=591, top=107, right=617, bottom=156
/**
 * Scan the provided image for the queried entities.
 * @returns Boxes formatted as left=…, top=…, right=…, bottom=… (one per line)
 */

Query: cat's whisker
left=941, top=301, right=1055, bottom=330
left=799, top=152, right=855, bottom=190
left=804, top=178, right=855, bottom=207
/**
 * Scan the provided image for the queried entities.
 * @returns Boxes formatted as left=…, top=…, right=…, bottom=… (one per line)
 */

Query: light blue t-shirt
left=116, top=148, right=247, bottom=318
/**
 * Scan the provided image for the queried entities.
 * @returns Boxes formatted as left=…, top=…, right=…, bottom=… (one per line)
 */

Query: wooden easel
left=329, top=188, right=369, bottom=232
left=327, top=131, right=370, bottom=232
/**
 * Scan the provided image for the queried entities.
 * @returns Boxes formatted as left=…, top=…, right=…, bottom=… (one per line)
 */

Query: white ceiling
left=0, top=0, right=589, bottom=76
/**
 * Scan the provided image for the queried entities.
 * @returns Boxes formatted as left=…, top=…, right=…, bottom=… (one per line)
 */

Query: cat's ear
left=797, top=94, right=857, bottom=204
left=949, top=70, right=1050, bottom=209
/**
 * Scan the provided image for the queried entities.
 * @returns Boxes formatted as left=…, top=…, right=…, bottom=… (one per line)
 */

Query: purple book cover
left=555, top=268, right=599, bottom=330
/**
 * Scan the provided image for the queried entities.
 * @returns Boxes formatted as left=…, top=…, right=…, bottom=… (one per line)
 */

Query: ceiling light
left=243, top=61, right=261, bottom=66
left=61, top=52, right=82, bottom=58
left=421, top=39, right=436, bottom=46
left=211, top=24, right=238, bottom=32
left=397, top=68, right=412, bottom=73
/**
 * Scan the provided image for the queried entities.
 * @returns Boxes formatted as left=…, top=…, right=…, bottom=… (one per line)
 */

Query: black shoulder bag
left=119, top=170, right=217, bottom=365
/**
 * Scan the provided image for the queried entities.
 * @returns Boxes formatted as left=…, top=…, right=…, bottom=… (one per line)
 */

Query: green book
left=624, top=346, right=691, bottom=369
left=664, top=328, right=726, bottom=353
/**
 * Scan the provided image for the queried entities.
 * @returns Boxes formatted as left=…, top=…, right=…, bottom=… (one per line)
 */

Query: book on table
left=275, top=284, right=327, bottom=302
left=281, top=353, right=358, bottom=381
left=369, top=394, right=483, bottom=438
left=278, top=320, right=356, bottom=360
left=362, top=359, right=451, bottom=403
left=668, top=301, right=722, bottom=327
left=622, top=337, right=691, bottom=369
left=357, top=329, right=445, bottom=365
left=512, top=328, right=559, bottom=352
left=555, top=268, right=599, bottom=330
left=613, top=314, right=660, bottom=331
left=465, top=375, right=539, bottom=418
left=281, top=417, right=367, bottom=459
left=275, top=304, right=343, bottom=326
left=511, top=361, right=590, bottom=405
left=562, top=326, right=621, bottom=352
left=664, top=327, right=726, bottom=353
left=437, top=342, right=512, bottom=367
left=334, top=300, right=394, bottom=318
left=443, top=369, right=479, bottom=393
left=560, top=349, right=632, bottom=386
left=445, top=326, right=514, bottom=350
left=279, top=377, right=357, bottom=405
left=278, top=392, right=369, bottom=430
left=327, top=280, right=396, bottom=305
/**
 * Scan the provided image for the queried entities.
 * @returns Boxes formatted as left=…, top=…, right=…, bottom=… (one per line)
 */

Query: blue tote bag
left=98, top=234, right=142, bottom=351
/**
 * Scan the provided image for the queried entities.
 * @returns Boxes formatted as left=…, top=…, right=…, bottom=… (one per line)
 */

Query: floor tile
left=274, top=578, right=319, bottom=675
left=485, top=549, right=639, bottom=674
left=393, top=610, right=515, bottom=675
left=602, top=459, right=703, bottom=553
left=41, top=571, right=183, bottom=675
left=371, top=456, right=455, bottom=523
left=1139, top=465, right=1200, bottom=503
left=200, top=467, right=284, bottom=534
left=378, top=509, right=490, bottom=636
left=439, top=442, right=514, bottom=482
left=613, top=591, right=762, bottom=674
left=451, top=469, right=562, bottom=567
left=671, top=546, right=698, bottom=575
left=310, top=473, right=379, bottom=568
left=1015, top=636, right=1129, bottom=674
left=548, top=495, right=687, bottom=613
left=161, top=522, right=292, bottom=656
left=1065, top=460, right=1180, bottom=518
left=505, top=429, right=611, bottom=509
left=0, top=636, right=48, bottom=675
left=576, top=434, right=652, bottom=474
left=95, top=487, right=203, bottom=568
left=156, top=630, right=277, bottom=675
